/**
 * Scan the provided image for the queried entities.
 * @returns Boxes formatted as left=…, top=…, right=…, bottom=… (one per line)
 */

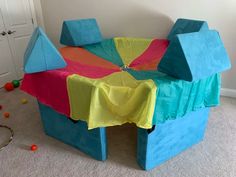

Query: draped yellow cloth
left=67, top=71, right=157, bottom=129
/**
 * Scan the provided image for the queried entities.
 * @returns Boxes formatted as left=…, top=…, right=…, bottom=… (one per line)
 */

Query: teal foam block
left=137, top=108, right=210, bottom=170
left=24, top=27, right=66, bottom=73
left=167, top=18, right=209, bottom=41
left=158, top=30, right=231, bottom=81
left=60, top=18, right=103, bottom=46
left=38, top=102, right=107, bottom=161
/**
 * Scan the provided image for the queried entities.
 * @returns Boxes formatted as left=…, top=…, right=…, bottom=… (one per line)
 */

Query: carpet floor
left=0, top=88, right=235, bottom=177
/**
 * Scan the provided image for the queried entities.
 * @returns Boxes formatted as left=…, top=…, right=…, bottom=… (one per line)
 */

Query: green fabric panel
left=128, top=70, right=220, bottom=125
left=83, top=39, right=124, bottom=67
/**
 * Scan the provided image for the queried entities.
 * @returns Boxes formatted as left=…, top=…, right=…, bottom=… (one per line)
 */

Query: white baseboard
left=221, top=88, right=236, bottom=98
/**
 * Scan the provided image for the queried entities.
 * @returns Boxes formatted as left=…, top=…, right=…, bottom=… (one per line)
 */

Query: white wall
left=32, top=0, right=44, bottom=29
left=39, top=0, right=236, bottom=90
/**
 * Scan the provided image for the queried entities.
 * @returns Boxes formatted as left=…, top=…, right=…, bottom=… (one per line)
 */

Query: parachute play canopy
left=21, top=18, right=231, bottom=170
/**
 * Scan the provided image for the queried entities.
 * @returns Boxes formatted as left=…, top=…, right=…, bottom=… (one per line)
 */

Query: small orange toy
left=30, top=144, right=38, bottom=151
left=3, top=112, right=10, bottom=118
left=4, top=82, right=14, bottom=91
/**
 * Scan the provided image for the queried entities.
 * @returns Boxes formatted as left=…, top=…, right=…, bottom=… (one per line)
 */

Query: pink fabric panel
left=21, top=59, right=119, bottom=116
left=21, top=69, right=71, bottom=116
left=65, top=59, right=121, bottom=78
left=129, top=39, right=169, bottom=68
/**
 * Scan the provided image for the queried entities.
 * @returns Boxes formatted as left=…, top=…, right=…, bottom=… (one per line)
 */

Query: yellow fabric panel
left=114, top=37, right=152, bottom=66
left=67, top=71, right=157, bottom=129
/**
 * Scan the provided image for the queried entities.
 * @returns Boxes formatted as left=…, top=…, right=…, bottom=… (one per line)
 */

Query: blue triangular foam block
left=60, top=18, right=103, bottom=46
left=168, top=18, right=209, bottom=41
left=159, top=30, right=231, bottom=81
left=24, top=27, right=66, bottom=73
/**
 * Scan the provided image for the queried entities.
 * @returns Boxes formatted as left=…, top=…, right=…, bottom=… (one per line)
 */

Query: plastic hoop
left=0, top=125, right=14, bottom=151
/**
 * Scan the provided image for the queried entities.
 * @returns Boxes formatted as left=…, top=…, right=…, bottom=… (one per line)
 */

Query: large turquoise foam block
left=158, top=30, right=231, bottom=81
left=38, top=102, right=107, bottom=161
left=137, top=108, right=210, bottom=170
left=24, top=27, right=66, bottom=73
left=167, top=18, right=209, bottom=41
left=60, top=18, right=103, bottom=46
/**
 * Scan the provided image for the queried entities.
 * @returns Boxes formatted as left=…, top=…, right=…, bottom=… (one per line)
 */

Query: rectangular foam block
left=137, top=108, right=210, bottom=170
left=38, top=102, right=107, bottom=161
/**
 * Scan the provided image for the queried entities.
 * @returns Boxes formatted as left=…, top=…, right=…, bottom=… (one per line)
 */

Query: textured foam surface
left=137, top=108, right=210, bottom=170
left=159, top=30, right=231, bottom=81
left=60, top=18, right=103, bottom=46
left=167, top=18, right=209, bottom=41
left=24, top=27, right=66, bottom=73
left=38, top=102, right=107, bottom=161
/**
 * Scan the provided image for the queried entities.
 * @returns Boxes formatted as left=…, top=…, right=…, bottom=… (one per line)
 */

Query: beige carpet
left=0, top=88, right=235, bottom=177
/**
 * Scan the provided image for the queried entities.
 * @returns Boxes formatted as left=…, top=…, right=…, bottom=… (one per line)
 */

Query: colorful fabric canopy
left=21, top=37, right=220, bottom=129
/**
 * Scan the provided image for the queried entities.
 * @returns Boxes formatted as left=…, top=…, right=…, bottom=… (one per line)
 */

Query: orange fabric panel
left=59, top=47, right=120, bottom=70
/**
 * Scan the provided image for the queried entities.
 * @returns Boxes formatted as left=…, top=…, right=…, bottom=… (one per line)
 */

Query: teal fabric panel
left=60, top=18, right=103, bottom=46
left=128, top=70, right=220, bottom=125
left=137, top=108, right=210, bottom=170
left=38, top=102, right=107, bottom=161
left=83, top=39, right=124, bottom=67
left=24, top=27, right=66, bottom=73
left=168, top=18, right=209, bottom=41
left=159, top=30, right=231, bottom=81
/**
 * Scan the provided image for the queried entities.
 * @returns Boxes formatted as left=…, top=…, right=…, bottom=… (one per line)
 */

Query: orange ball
left=30, top=144, right=38, bottom=151
left=4, top=82, right=14, bottom=91
left=3, top=112, right=10, bottom=118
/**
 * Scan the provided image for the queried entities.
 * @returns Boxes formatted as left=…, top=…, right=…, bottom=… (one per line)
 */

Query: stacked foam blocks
left=23, top=18, right=231, bottom=170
